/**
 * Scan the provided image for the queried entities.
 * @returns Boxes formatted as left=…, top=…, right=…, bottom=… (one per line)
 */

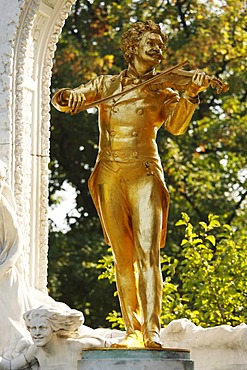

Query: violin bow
left=79, top=59, right=190, bottom=110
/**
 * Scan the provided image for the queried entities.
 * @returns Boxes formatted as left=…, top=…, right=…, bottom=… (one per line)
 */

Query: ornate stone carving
left=12, top=0, right=75, bottom=291
left=41, top=0, right=55, bottom=8
left=13, top=0, right=40, bottom=285
left=38, top=0, right=75, bottom=291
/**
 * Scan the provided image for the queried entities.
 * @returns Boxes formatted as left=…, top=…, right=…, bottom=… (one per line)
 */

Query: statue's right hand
left=67, top=89, right=86, bottom=114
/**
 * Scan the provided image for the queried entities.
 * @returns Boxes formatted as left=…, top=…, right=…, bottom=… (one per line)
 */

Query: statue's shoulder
left=101, top=72, right=122, bottom=84
left=97, top=71, right=124, bottom=94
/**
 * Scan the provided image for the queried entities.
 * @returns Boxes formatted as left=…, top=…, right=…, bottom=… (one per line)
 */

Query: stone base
left=78, top=348, right=194, bottom=370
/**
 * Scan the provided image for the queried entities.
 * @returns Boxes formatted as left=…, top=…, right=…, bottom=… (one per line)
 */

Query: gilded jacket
left=52, top=69, right=199, bottom=164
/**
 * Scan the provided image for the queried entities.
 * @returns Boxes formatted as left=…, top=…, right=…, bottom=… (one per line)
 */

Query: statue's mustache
left=146, top=50, right=164, bottom=58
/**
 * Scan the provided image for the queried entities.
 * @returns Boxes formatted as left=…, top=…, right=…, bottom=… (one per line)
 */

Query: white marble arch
left=1, top=0, right=76, bottom=292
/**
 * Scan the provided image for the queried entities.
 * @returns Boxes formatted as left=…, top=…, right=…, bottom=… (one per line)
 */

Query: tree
left=48, top=0, right=247, bottom=328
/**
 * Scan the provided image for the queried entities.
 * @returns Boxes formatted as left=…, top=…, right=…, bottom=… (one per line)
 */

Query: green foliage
left=97, top=213, right=247, bottom=328
left=105, top=311, right=125, bottom=331
left=48, top=0, right=247, bottom=327
left=97, top=248, right=116, bottom=284
left=161, top=213, right=247, bottom=327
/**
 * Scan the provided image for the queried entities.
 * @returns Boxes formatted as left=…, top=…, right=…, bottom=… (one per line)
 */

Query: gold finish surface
left=52, top=21, right=228, bottom=348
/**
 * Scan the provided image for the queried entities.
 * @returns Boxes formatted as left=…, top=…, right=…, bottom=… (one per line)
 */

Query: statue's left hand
left=185, top=70, right=210, bottom=97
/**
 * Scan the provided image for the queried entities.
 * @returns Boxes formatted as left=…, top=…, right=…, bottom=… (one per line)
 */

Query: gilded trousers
left=89, top=158, right=168, bottom=335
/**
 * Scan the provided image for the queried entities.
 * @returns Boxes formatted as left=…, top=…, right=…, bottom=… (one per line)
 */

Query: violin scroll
left=207, top=75, right=229, bottom=94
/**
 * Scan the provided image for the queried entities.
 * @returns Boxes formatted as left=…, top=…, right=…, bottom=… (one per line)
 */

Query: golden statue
left=52, top=20, right=228, bottom=348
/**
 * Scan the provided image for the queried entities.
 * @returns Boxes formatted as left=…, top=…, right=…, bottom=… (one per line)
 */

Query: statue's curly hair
left=23, top=305, right=84, bottom=338
left=121, top=20, right=168, bottom=63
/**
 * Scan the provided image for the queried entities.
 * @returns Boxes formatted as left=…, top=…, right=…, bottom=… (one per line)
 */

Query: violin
left=53, top=60, right=229, bottom=112
left=153, top=63, right=229, bottom=95
left=86, top=60, right=229, bottom=109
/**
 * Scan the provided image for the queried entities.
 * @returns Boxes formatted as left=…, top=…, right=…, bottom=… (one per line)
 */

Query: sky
left=48, top=181, right=78, bottom=232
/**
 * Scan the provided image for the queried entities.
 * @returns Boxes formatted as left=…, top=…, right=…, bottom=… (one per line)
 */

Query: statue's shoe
left=111, top=331, right=144, bottom=348
left=143, top=331, right=162, bottom=348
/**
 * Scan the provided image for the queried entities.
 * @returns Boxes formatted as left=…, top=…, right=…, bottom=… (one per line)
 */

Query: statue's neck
left=127, top=63, right=155, bottom=79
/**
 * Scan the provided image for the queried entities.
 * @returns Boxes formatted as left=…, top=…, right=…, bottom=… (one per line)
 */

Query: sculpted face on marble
left=29, top=316, right=54, bottom=347
left=52, top=20, right=214, bottom=349
left=0, top=305, right=109, bottom=370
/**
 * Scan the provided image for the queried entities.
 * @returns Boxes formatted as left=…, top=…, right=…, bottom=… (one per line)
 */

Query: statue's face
left=30, top=317, right=54, bottom=347
left=135, top=32, right=164, bottom=69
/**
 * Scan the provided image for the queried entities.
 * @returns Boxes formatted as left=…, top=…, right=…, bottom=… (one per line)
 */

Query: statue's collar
left=126, top=65, right=156, bottom=80
left=119, top=66, right=156, bottom=86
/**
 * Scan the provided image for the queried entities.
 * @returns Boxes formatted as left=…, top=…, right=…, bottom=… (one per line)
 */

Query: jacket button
left=136, top=108, right=144, bottom=115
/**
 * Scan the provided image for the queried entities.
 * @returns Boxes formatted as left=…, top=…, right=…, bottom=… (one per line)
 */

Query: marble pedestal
left=78, top=348, right=194, bottom=370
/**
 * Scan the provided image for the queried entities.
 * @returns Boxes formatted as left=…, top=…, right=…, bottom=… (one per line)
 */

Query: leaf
left=209, top=220, right=221, bottom=229
left=223, top=224, right=232, bottom=232
left=181, top=212, right=190, bottom=223
left=205, top=235, right=216, bottom=246
left=199, top=221, right=208, bottom=230
left=175, top=219, right=187, bottom=226
left=181, top=238, right=189, bottom=246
